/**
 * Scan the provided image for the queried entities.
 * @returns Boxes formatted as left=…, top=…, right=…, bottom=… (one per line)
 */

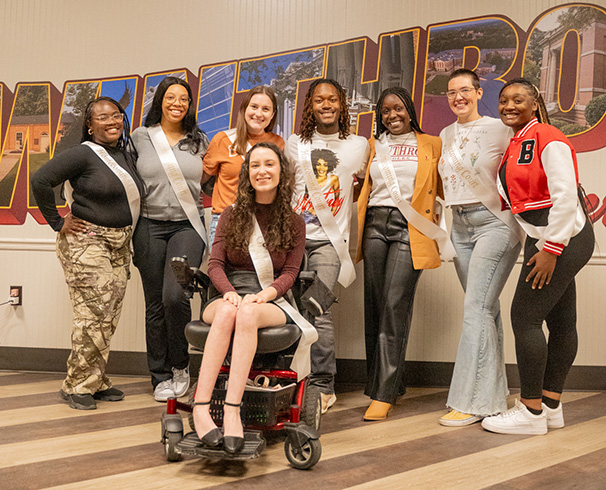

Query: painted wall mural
left=1, top=3, right=605, bottom=226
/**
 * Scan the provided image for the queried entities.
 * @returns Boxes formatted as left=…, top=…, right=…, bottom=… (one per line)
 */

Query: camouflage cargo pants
left=56, top=222, right=132, bottom=395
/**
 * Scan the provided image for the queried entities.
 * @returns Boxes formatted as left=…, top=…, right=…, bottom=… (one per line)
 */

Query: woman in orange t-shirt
left=202, top=86, right=284, bottom=247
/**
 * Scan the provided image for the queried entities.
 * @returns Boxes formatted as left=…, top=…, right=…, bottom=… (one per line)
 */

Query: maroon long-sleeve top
left=208, top=203, right=306, bottom=298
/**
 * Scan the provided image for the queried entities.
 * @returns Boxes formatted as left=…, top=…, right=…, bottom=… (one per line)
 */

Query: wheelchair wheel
left=301, top=384, right=322, bottom=431
left=284, top=435, right=321, bottom=470
left=164, top=431, right=183, bottom=462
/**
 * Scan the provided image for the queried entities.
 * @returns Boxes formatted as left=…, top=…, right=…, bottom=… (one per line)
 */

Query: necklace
left=455, top=117, right=481, bottom=149
left=387, top=131, right=415, bottom=146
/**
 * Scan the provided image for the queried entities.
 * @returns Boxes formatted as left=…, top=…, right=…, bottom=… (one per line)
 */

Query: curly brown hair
left=299, top=78, right=350, bottom=143
left=224, top=142, right=297, bottom=251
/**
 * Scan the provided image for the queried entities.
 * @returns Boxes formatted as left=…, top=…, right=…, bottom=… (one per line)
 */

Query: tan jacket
left=356, top=132, right=443, bottom=270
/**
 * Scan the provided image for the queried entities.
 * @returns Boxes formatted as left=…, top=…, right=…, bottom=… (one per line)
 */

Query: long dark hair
left=233, top=86, right=278, bottom=156
left=299, top=78, right=350, bottom=142
left=374, top=87, right=423, bottom=138
left=224, top=142, right=296, bottom=252
left=499, top=78, right=550, bottom=124
left=144, top=76, right=208, bottom=154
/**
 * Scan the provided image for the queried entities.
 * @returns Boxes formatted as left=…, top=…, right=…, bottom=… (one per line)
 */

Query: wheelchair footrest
left=177, top=431, right=266, bottom=460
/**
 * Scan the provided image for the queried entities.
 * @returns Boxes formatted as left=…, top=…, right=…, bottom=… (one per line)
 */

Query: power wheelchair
left=161, top=255, right=335, bottom=470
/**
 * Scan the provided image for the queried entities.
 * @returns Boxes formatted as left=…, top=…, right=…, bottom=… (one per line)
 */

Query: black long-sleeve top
left=31, top=143, right=142, bottom=231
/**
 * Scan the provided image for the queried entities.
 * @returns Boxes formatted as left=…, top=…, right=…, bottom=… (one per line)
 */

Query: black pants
left=363, top=207, right=422, bottom=404
left=512, top=219, right=594, bottom=399
left=133, top=217, right=204, bottom=387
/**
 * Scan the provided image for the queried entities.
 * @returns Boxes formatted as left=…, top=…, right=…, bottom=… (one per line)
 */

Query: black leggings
left=511, top=219, right=594, bottom=399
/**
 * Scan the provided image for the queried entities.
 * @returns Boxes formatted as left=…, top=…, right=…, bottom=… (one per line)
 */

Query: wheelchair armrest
left=298, top=270, right=316, bottom=287
left=193, top=268, right=211, bottom=289
left=170, top=256, right=208, bottom=299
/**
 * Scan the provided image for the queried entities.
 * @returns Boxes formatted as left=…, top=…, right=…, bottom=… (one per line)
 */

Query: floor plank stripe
left=2, top=370, right=604, bottom=490
left=348, top=417, right=606, bottom=490
left=0, top=376, right=147, bottom=398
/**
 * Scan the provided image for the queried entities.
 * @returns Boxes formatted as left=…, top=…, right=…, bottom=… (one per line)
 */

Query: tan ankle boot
left=364, top=400, right=392, bottom=421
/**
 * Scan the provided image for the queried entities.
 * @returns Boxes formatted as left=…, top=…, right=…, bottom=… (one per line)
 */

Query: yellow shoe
left=363, top=400, right=392, bottom=421
left=439, top=409, right=483, bottom=427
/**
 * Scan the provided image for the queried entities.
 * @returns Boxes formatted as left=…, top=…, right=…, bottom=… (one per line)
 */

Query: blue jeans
left=306, top=240, right=341, bottom=394
left=446, top=204, right=521, bottom=416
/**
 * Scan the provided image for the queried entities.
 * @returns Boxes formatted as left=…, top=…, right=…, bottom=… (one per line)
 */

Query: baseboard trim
left=1, top=347, right=604, bottom=391
left=334, top=359, right=606, bottom=391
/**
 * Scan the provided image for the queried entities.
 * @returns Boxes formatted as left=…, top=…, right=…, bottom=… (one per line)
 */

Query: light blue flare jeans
left=446, top=203, right=521, bottom=416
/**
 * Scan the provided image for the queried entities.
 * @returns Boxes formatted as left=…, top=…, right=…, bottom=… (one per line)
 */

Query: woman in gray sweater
left=132, top=76, right=208, bottom=401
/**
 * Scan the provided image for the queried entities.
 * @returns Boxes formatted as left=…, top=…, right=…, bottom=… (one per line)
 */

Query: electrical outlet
left=9, top=286, right=22, bottom=306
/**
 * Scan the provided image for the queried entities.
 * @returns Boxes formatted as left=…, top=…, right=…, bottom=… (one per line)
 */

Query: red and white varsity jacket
left=497, top=118, right=585, bottom=256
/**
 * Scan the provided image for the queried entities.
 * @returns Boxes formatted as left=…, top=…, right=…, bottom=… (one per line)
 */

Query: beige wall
left=1, top=0, right=605, bottom=367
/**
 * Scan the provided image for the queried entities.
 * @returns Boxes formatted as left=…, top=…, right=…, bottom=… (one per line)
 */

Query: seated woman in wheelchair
left=193, top=141, right=306, bottom=454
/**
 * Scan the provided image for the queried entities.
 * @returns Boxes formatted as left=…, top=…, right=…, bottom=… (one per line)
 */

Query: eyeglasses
left=446, top=87, right=476, bottom=100
left=164, top=95, right=191, bottom=105
left=93, top=113, right=124, bottom=123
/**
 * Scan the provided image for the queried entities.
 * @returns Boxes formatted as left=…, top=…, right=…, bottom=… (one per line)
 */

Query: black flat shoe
left=200, top=427, right=223, bottom=447
left=193, top=401, right=223, bottom=447
left=223, top=435, right=244, bottom=454
left=223, top=400, right=244, bottom=454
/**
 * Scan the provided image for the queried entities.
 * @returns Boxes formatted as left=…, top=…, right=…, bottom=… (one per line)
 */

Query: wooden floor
left=2, top=371, right=605, bottom=490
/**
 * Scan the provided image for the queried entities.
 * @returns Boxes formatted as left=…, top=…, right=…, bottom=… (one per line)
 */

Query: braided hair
left=81, top=96, right=145, bottom=194
left=299, top=78, right=350, bottom=142
left=499, top=78, right=550, bottom=124
left=374, top=87, right=423, bottom=138
left=82, top=96, right=137, bottom=160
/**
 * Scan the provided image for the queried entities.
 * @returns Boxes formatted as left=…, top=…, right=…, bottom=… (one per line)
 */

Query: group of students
left=31, top=69, right=593, bottom=454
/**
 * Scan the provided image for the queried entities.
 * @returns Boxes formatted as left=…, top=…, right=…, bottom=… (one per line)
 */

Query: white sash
left=298, top=141, right=356, bottom=287
left=225, top=128, right=252, bottom=158
left=147, top=125, right=207, bottom=247
left=374, top=134, right=456, bottom=261
left=248, top=216, right=318, bottom=381
left=65, top=141, right=140, bottom=228
left=443, top=130, right=525, bottom=246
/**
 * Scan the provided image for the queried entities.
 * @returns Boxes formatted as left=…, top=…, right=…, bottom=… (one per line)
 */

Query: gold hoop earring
left=88, top=128, right=93, bottom=135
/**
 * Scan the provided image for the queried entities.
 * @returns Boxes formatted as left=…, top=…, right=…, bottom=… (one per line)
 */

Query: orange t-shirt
left=203, top=130, right=285, bottom=213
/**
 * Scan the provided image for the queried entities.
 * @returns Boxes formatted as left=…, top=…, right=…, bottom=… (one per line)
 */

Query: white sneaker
left=154, top=379, right=175, bottom=402
left=172, top=367, right=190, bottom=397
left=481, top=399, right=547, bottom=435
left=542, top=402, right=564, bottom=429
left=321, top=393, right=337, bottom=414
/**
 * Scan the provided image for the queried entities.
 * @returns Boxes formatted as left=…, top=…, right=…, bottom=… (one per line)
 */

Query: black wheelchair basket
left=161, top=254, right=336, bottom=470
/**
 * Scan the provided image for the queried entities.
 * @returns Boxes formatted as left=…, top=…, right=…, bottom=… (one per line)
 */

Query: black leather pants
left=363, top=207, right=422, bottom=404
